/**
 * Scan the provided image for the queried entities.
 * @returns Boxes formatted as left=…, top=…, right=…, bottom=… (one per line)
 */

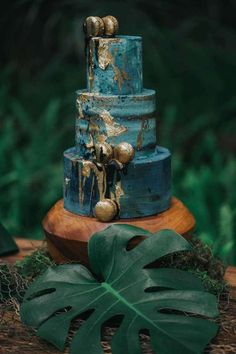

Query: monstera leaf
left=21, top=225, right=219, bottom=354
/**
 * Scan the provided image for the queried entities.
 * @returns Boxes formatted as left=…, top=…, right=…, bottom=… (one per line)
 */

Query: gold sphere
left=114, top=142, right=135, bottom=164
left=83, top=16, right=104, bottom=37
left=95, top=199, right=118, bottom=222
left=102, top=15, right=119, bottom=36
left=95, top=142, right=113, bottom=163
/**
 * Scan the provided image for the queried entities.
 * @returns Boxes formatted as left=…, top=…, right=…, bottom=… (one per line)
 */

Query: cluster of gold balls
left=94, top=141, right=135, bottom=165
left=84, top=15, right=119, bottom=37
left=83, top=16, right=132, bottom=223
left=94, top=141, right=135, bottom=222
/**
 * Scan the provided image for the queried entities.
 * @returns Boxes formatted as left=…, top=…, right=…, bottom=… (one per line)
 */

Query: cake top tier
left=87, top=36, right=143, bottom=95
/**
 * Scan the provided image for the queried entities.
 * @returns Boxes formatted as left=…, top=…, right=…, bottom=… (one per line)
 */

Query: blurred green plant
left=172, top=154, right=236, bottom=265
left=0, top=0, right=236, bottom=264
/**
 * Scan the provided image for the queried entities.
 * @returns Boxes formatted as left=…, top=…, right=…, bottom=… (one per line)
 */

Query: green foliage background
left=0, top=1, right=236, bottom=264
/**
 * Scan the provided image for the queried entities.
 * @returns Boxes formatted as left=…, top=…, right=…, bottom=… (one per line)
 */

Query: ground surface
left=0, top=239, right=236, bottom=354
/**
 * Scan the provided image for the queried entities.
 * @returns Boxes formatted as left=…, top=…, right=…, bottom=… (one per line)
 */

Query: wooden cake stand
left=43, top=197, right=195, bottom=265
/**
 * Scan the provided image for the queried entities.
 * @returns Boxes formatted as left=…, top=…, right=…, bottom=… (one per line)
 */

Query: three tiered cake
left=63, top=18, right=171, bottom=221
left=43, top=16, right=195, bottom=264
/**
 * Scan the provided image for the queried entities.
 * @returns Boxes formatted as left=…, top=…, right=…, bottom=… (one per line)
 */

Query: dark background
left=0, top=0, right=236, bottom=264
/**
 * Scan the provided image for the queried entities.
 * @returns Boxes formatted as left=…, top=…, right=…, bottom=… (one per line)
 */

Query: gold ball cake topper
left=84, top=15, right=119, bottom=37
left=83, top=16, right=104, bottom=37
left=102, top=16, right=119, bottom=36
left=94, top=142, right=113, bottom=163
left=114, top=142, right=135, bottom=164
left=95, top=199, right=118, bottom=222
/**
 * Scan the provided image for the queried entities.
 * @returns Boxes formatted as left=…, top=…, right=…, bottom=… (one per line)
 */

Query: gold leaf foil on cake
left=97, top=38, right=128, bottom=92
left=76, top=98, right=84, bottom=119
left=114, top=180, right=124, bottom=207
left=137, top=119, right=149, bottom=151
left=98, top=40, right=111, bottom=70
left=86, top=134, right=94, bottom=149
left=81, top=161, right=107, bottom=202
left=99, top=110, right=127, bottom=137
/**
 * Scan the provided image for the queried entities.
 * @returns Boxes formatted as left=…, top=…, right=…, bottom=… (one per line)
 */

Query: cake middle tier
left=76, top=89, right=156, bottom=157
left=64, top=146, right=171, bottom=218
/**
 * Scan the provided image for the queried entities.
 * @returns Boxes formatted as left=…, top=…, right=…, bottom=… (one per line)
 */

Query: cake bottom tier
left=63, top=146, right=171, bottom=218
left=43, top=198, right=195, bottom=265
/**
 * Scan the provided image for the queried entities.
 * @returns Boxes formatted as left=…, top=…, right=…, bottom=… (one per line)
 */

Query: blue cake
left=63, top=26, right=171, bottom=221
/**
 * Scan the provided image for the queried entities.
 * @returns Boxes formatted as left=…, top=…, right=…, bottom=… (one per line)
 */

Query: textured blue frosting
left=63, top=35, right=172, bottom=218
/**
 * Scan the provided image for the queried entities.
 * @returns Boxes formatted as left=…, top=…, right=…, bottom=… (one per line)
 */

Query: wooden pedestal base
left=43, top=197, right=195, bottom=266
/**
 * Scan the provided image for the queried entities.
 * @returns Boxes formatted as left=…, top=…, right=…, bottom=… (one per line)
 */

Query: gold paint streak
left=137, top=120, right=144, bottom=151
left=76, top=94, right=91, bottom=120
left=110, top=191, right=115, bottom=200
left=96, top=134, right=107, bottom=143
left=79, top=94, right=88, bottom=103
left=81, top=176, right=87, bottom=205
left=88, top=40, right=95, bottom=91
left=109, top=170, right=124, bottom=210
left=82, top=161, right=107, bottom=201
left=97, top=38, right=120, bottom=70
left=99, top=110, right=127, bottom=137
left=82, top=162, right=91, bottom=178
left=115, top=180, right=124, bottom=207
left=113, top=67, right=124, bottom=92
left=98, top=40, right=111, bottom=70
left=76, top=98, right=84, bottom=119
left=86, top=134, right=94, bottom=149
left=103, top=166, right=107, bottom=200
left=137, top=119, right=149, bottom=151
left=97, top=39, right=127, bottom=92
